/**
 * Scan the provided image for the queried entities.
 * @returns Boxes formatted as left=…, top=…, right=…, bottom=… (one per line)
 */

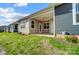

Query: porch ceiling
left=32, top=10, right=53, bottom=21
left=29, top=3, right=62, bottom=21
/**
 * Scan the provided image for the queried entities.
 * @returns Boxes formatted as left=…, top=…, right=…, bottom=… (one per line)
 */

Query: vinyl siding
left=18, top=19, right=30, bottom=34
left=55, top=3, right=79, bottom=35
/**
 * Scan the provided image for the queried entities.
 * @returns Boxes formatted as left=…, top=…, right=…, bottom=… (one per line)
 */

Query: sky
left=0, top=3, right=48, bottom=26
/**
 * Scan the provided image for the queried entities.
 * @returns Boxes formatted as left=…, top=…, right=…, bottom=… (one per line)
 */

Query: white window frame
left=21, top=24, right=25, bottom=29
left=73, top=3, right=79, bottom=25
left=43, top=22, right=49, bottom=30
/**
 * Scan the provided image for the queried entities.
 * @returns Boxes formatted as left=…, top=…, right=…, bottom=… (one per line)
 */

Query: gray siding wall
left=55, top=3, right=79, bottom=35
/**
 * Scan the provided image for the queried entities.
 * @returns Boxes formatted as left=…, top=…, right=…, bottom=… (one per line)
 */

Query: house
left=7, top=3, right=79, bottom=35
left=6, top=21, right=19, bottom=32
left=0, top=26, right=6, bottom=32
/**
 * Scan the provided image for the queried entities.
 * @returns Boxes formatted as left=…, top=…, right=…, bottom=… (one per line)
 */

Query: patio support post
left=28, top=18, right=31, bottom=34
left=53, top=7, right=56, bottom=37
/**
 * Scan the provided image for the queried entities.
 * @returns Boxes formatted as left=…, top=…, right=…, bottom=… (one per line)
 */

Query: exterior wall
left=9, top=25, right=14, bottom=32
left=30, top=19, right=37, bottom=34
left=18, top=19, right=30, bottom=34
left=6, top=26, right=10, bottom=32
left=55, top=3, right=79, bottom=35
left=30, top=19, right=39, bottom=34
left=5, top=26, right=9, bottom=32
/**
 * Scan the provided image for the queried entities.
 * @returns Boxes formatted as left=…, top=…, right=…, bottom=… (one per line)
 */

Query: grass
left=49, top=38, right=79, bottom=54
left=0, top=32, right=79, bottom=55
left=0, top=32, right=53, bottom=55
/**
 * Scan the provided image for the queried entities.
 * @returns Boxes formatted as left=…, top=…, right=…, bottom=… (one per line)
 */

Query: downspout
left=53, top=7, right=56, bottom=37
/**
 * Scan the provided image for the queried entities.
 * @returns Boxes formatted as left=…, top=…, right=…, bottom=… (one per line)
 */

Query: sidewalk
left=0, top=46, right=5, bottom=55
left=32, top=34, right=54, bottom=38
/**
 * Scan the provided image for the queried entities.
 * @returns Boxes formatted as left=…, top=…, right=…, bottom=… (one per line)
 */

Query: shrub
left=64, top=35, right=78, bottom=43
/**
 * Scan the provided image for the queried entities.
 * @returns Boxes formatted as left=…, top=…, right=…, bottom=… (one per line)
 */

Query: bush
left=64, top=35, right=78, bottom=43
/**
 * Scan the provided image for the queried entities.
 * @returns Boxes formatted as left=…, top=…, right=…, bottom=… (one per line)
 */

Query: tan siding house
left=6, top=3, right=79, bottom=35
left=7, top=3, right=61, bottom=36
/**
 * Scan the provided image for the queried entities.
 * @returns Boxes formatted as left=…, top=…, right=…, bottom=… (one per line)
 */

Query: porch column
left=53, top=7, right=56, bottom=37
left=28, top=18, right=31, bottom=34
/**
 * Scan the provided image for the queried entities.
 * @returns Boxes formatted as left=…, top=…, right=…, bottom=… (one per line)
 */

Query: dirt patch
left=42, top=39, right=53, bottom=54
left=0, top=46, right=5, bottom=55
left=42, top=39, right=69, bottom=55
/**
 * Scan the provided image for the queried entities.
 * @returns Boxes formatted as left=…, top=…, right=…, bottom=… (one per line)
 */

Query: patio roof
left=28, top=3, right=62, bottom=18
left=28, top=3, right=62, bottom=21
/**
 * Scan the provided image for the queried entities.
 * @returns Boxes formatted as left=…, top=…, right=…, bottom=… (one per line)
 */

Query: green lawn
left=0, top=32, right=79, bottom=55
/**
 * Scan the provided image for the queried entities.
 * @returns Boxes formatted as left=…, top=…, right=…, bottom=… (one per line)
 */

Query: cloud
left=4, top=13, right=29, bottom=22
left=0, top=12, right=30, bottom=22
left=1, top=12, right=29, bottom=19
left=0, top=7, right=14, bottom=13
left=14, top=3, right=28, bottom=7
left=0, top=7, right=30, bottom=26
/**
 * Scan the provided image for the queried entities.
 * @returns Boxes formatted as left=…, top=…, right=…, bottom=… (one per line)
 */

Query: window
left=76, top=4, right=79, bottom=23
left=31, top=21, right=34, bottom=28
left=15, top=24, right=18, bottom=29
left=21, top=24, right=25, bottom=28
left=44, top=23, right=46, bottom=29
left=44, top=23, right=49, bottom=29
left=73, top=3, right=79, bottom=25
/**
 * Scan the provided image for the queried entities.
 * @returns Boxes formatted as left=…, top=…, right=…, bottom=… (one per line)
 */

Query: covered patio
left=29, top=7, right=54, bottom=34
left=28, top=3, right=62, bottom=36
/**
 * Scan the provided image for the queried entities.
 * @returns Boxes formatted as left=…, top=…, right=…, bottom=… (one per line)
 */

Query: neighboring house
left=0, top=26, right=6, bottom=32
left=7, top=21, right=19, bottom=32
left=7, top=3, right=79, bottom=35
